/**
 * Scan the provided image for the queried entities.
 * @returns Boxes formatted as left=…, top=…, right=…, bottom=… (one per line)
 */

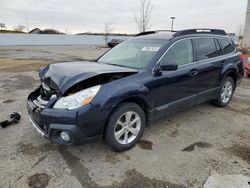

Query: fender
left=220, top=63, right=238, bottom=82
left=100, top=84, right=150, bottom=110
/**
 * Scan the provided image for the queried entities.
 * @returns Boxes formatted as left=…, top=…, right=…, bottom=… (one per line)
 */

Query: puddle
left=137, top=140, right=153, bottom=150
left=27, top=173, right=50, bottom=188
left=182, top=142, right=213, bottom=152
left=105, top=154, right=121, bottom=165
left=104, top=154, right=130, bottom=165
left=3, top=99, right=14, bottom=103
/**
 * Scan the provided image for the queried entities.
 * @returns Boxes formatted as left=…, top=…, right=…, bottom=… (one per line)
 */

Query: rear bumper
left=27, top=89, right=108, bottom=145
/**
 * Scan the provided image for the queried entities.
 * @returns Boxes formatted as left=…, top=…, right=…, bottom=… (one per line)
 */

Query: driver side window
left=160, top=39, right=193, bottom=66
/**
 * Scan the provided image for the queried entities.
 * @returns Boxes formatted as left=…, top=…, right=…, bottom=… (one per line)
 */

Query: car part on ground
left=0, top=112, right=21, bottom=128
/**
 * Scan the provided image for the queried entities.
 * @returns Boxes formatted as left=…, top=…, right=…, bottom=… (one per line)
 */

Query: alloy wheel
left=221, top=81, right=233, bottom=104
left=114, top=111, right=141, bottom=145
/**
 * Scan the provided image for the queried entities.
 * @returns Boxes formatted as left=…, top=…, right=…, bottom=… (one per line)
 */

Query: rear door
left=194, top=37, right=224, bottom=103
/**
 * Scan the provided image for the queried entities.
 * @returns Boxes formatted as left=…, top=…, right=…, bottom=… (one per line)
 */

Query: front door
left=147, top=38, right=200, bottom=118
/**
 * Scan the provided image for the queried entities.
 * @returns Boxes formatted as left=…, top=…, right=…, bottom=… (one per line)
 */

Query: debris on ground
left=0, top=112, right=21, bottom=128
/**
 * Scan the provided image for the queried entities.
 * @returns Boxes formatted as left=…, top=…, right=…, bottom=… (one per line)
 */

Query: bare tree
left=0, top=23, right=6, bottom=30
left=104, top=23, right=113, bottom=45
left=133, top=0, right=153, bottom=32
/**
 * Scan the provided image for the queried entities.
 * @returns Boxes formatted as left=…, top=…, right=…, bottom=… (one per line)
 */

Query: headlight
left=53, top=85, right=100, bottom=110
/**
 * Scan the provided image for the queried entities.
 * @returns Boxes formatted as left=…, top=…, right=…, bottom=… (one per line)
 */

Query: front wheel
left=212, top=76, right=235, bottom=107
left=104, top=103, right=146, bottom=152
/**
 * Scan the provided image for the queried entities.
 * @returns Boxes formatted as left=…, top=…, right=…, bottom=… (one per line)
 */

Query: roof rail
left=173, top=29, right=227, bottom=37
left=135, top=30, right=176, bottom=37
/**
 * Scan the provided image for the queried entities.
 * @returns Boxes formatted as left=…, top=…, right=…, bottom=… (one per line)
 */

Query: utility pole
left=25, top=13, right=29, bottom=33
left=170, top=17, right=175, bottom=31
left=243, top=0, right=250, bottom=49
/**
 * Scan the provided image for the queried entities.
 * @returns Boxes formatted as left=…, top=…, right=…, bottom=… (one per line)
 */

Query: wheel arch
left=103, top=96, right=150, bottom=137
left=223, top=70, right=237, bottom=90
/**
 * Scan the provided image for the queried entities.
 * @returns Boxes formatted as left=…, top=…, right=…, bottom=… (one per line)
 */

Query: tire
left=212, top=76, right=235, bottom=107
left=104, top=103, right=146, bottom=152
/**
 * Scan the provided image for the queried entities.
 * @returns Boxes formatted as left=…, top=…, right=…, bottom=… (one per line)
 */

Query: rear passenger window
left=218, top=38, right=235, bottom=54
left=160, top=39, right=193, bottom=66
left=194, top=38, right=219, bottom=60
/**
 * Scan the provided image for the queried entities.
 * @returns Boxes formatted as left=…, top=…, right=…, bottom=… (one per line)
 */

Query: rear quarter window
left=218, top=38, right=235, bottom=54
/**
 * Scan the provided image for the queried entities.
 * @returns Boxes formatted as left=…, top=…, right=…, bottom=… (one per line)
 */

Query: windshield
left=98, top=39, right=165, bottom=69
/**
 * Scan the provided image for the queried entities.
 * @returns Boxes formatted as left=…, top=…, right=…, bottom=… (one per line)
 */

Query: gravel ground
left=0, top=45, right=249, bottom=188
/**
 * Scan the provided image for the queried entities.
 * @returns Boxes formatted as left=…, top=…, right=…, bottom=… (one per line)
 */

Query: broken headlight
left=53, top=85, right=101, bottom=110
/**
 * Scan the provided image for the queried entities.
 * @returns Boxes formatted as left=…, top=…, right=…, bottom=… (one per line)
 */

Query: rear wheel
left=212, top=76, right=235, bottom=107
left=104, top=103, right=146, bottom=152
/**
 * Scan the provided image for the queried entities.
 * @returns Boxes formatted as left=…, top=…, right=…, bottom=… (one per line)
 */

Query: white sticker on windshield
left=142, top=47, right=160, bottom=52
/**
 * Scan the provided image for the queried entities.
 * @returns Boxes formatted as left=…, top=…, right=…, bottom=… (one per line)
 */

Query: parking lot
left=0, top=45, right=249, bottom=188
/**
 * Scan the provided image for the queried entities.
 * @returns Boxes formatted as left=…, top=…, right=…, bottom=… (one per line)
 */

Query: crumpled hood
left=39, top=61, right=137, bottom=94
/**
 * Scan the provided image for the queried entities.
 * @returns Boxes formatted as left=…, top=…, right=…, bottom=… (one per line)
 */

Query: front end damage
left=27, top=86, right=85, bottom=145
left=27, top=62, right=138, bottom=145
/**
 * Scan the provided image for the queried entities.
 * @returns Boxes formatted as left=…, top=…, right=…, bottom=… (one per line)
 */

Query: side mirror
left=160, top=61, right=178, bottom=71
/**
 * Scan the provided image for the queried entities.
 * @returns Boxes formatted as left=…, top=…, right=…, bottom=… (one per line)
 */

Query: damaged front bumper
left=27, top=87, right=107, bottom=145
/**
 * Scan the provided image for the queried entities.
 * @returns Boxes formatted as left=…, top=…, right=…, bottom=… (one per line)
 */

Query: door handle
left=189, top=69, right=199, bottom=77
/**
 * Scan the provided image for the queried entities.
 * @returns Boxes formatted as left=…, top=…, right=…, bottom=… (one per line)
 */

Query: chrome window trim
left=153, top=36, right=237, bottom=72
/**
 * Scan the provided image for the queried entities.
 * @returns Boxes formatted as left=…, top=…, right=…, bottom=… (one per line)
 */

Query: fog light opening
left=60, top=131, right=71, bottom=142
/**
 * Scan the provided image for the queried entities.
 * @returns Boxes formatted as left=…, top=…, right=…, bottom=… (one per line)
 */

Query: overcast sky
left=0, top=0, right=248, bottom=34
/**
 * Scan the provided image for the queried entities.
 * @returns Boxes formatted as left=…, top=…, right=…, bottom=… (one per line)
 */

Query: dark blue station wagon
left=27, top=29, right=244, bottom=151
